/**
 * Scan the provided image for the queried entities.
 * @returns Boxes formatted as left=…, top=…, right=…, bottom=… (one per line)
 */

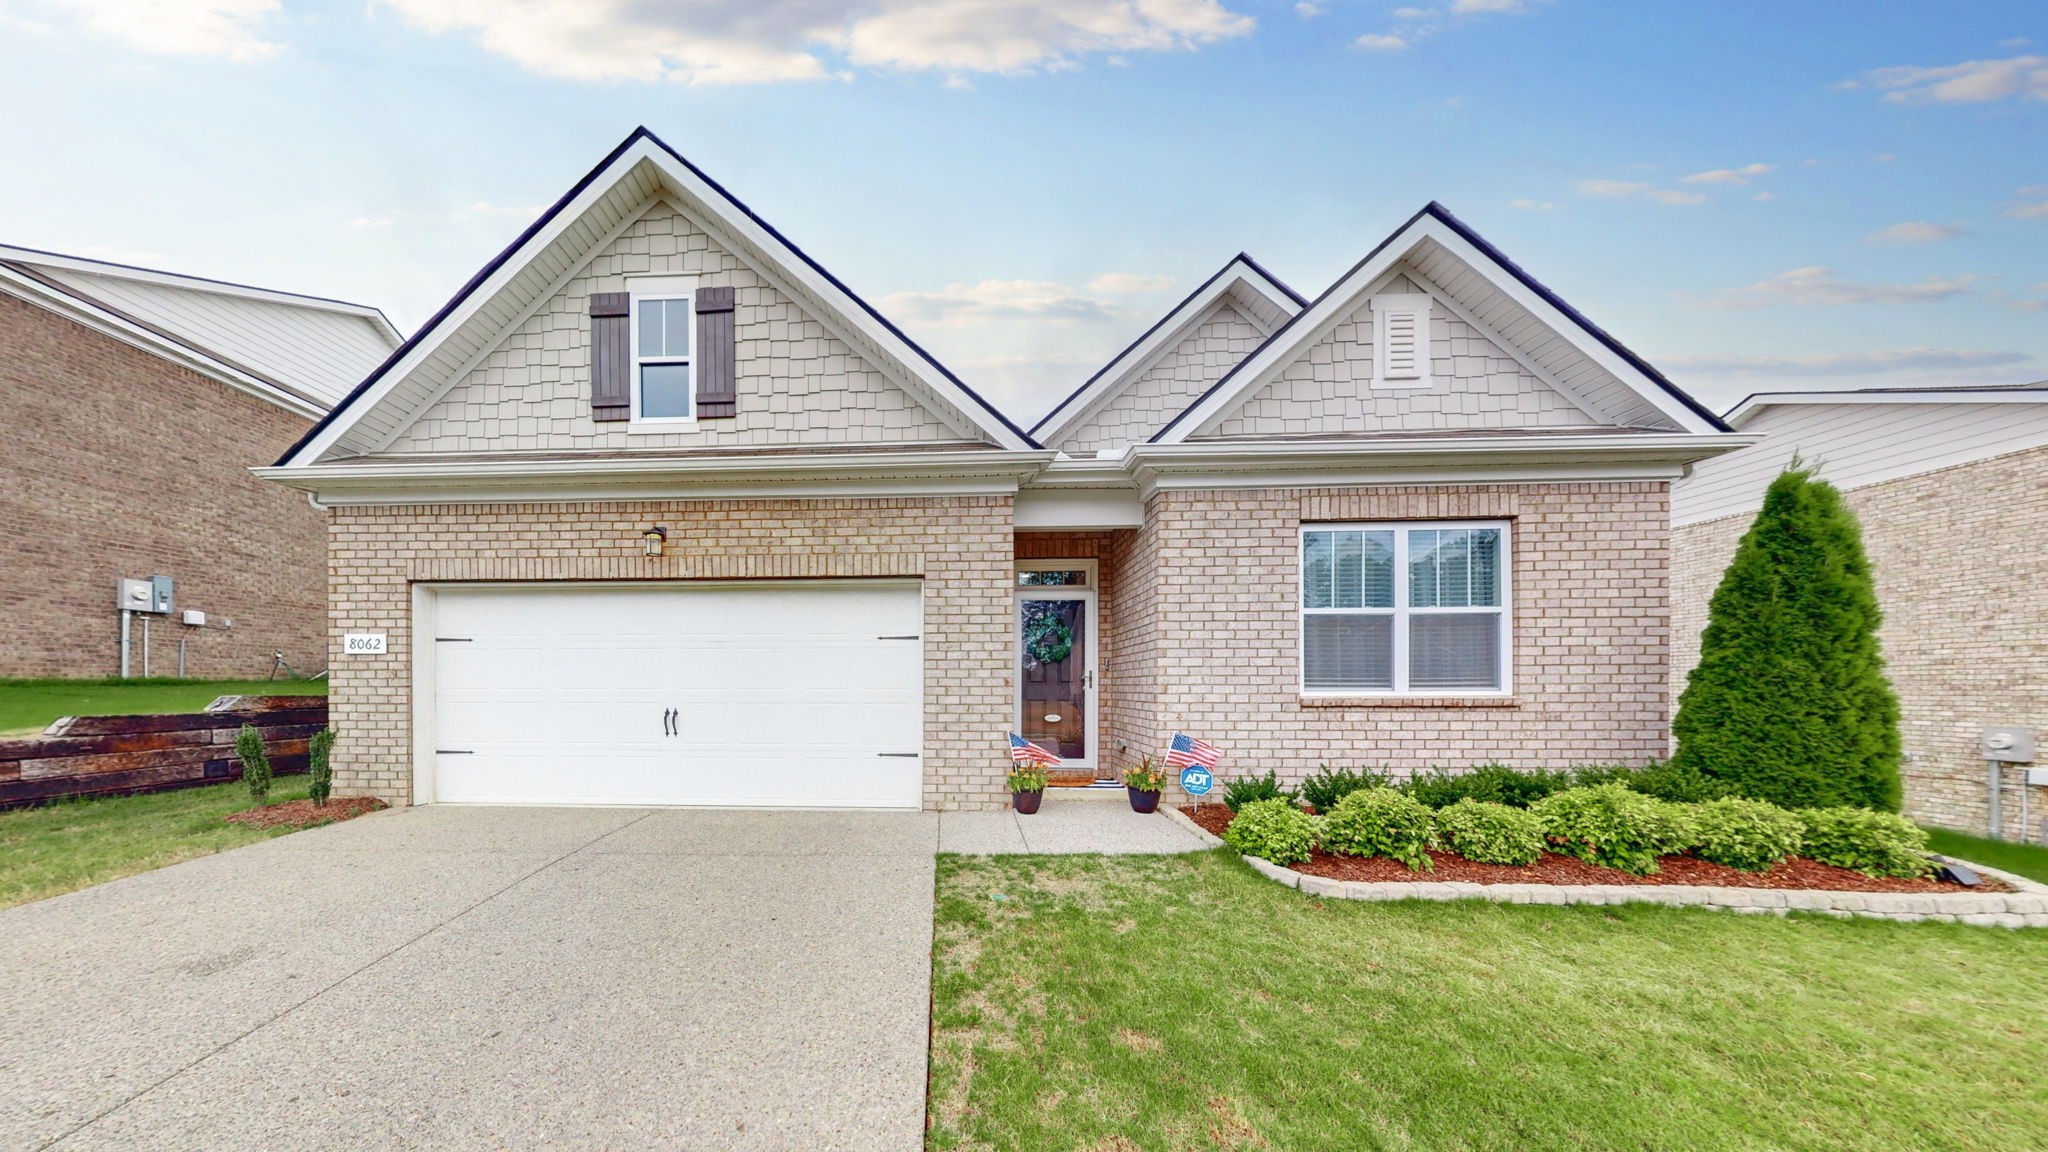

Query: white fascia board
left=1725, top=390, right=2048, bottom=427
left=1016, top=488, right=1145, bottom=529
left=1158, top=218, right=1721, bottom=443
left=0, top=268, right=327, bottom=421
left=1126, top=434, right=1757, bottom=496
left=0, top=244, right=398, bottom=339
left=1032, top=258, right=1301, bottom=446
left=255, top=448, right=1057, bottom=505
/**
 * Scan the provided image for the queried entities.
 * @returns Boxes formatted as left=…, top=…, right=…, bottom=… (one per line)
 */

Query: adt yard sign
left=1180, top=766, right=1214, bottom=796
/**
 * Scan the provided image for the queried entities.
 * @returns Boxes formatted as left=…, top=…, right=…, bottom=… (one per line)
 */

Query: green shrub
left=1689, top=797, right=1804, bottom=871
left=1319, top=788, right=1435, bottom=872
left=1222, top=770, right=1298, bottom=813
left=1530, top=784, right=1696, bottom=875
left=1223, top=798, right=1318, bottom=866
left=1799, top=808, right=1934, bottom=878
left=1299, top=765, right=1389, bottom=812
left=1572, top=761, right=1732, bottom=803
left=1403, top=764, right=1572, bottom=809
left=1673, top=466, right=1902, bottom=811
left=1006, top=764, right=1049, bottom=793
left=308, top=728, right=335, bottom=808
left=1433, top=799, right=1545, bottom=866
left=235, top=724, right=273, bottom=805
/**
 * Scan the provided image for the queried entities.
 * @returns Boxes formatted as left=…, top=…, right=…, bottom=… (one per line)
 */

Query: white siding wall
left=1057, top=301, right=1264, bottom=454
left=1673, top=401, right=2048, bottom=526
left=383, top=203, right=965, bottom=454
left=39, top=269, right=393, bottom=406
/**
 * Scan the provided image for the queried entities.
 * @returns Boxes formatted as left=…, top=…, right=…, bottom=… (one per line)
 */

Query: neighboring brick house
left=1673, top=385, right=2048, bottom=841
left=263, top=127, right=1744, bottom=811
left=0, top=246, right=399, bottom=679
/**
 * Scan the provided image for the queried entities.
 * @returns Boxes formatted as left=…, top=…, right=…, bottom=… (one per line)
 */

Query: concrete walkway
left=938, top=789, right=1211, bottom=855
left=0, top=798, right=1205, bottom=1152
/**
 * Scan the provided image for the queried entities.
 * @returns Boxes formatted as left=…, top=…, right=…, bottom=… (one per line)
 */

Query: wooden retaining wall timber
left=0, top=695, right=328, bottom=808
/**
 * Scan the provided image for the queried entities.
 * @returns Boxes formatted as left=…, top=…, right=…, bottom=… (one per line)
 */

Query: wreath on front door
left=1024, top=612, right=1074, bottom=666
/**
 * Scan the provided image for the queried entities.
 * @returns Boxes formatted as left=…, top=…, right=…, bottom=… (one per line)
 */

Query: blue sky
left=1, top=0, right=2042, bottom=421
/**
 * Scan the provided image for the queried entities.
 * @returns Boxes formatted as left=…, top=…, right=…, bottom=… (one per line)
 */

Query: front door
left=1015, top=562, right=1098, bottom=777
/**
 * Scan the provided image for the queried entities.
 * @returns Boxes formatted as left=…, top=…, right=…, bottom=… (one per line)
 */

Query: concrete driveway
left=0, top=806, right=940, bottom=1151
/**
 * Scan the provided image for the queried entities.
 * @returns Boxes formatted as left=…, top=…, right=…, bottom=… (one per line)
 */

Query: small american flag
left=1009, top=733, right=1063, bottom=767
left=1164, top=732, right=1219, bottom=770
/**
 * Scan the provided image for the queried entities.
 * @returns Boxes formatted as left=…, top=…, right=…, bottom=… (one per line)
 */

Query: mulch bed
left=1180, top=805, right=2008, bottom=894
left=225, top=797, right=386, bottom=830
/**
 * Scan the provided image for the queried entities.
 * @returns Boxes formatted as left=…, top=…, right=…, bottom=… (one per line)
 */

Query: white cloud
left=348, top=215, right=394, bottom=229
left=1703, top=266, right=1978, bottom=309
left=1576, top=179, right=1707, bottom=206
left=1871, top=153, right=1895, bottom=162
left=2002, top=37, right=2033, bottom=48
left=1867, top=221, right=1967, bottom=245
left=1451, top=0, right=1524, bottom=10
left=1085, top=272, right=1175, bottom=294
left=2007, top=188, right=2048, bottom=219
left=377, top=0, right=1255, bottom=84
left=1350, top=0, right=1536, bottom=57
left=1508, top=198, right=1555, bottom=211
left=878, top=278, right=1136, bottom=326
left=1680, top=162, right=1775, bottom=185
left=456, top=200, right=546, bottom=221
left=1661, top=348, right=2032, bottom=378
left=1752, top=191, right=1776, bottom=202
left=1856, top=54, right=2048, bottom=105
left=1293, top=1, right=1323, bottom=16
left=26, top=0, right=281, bottom=59
left=1354, top=32, right=1408, bottom=52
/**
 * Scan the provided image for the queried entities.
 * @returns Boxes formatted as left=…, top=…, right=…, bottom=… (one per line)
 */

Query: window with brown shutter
left=588, top=292, right=630, bottom=421
left=694, top=285, right=736, bottom=419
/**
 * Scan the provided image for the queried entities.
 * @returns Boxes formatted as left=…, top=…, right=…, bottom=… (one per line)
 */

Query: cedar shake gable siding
left=0, top=290, right=327, bottom=678
left=384, top=203, right=969, bottom=455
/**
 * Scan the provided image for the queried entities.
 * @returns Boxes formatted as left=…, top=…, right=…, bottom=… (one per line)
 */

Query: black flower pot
left=1127, top=787, right=1161, bottom=814
left=1013, top=789, right=1043, bottom=814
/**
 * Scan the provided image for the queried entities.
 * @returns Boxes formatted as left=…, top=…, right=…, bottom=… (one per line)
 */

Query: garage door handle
left=878, top=752, right=919, bottom=758
left=877, top=634, right=920, bottom=640
left=662, top=708, right=676, bottom=737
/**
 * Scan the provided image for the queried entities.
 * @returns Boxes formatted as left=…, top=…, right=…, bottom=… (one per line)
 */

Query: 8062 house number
left=343, top=633, right=389, bottom=655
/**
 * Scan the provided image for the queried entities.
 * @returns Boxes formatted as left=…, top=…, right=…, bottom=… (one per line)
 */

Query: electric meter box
left=116, top=579, right=153, bottom=613
left=1980, top=726, right=2036, bottom=763
left=115, top=577, right=174, bottom=615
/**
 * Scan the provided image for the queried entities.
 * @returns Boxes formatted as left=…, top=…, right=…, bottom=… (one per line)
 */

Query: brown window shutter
left=695, top=286, right=736, bottom=419
left=589, top=292, right=630, bottom=422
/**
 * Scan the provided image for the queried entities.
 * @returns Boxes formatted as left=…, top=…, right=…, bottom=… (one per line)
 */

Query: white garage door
left=426, top=582, right=923, bottom=808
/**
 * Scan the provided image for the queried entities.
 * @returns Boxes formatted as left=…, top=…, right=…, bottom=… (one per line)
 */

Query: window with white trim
left=633, top=295, right=694, bottom=420
left=1301, top=522, right=1510, bottom=694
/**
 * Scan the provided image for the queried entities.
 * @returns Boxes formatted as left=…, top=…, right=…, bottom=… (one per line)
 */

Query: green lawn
left=1925, top=826, right=2048, bottom=885
left=930, top=851, right=2047, bottom=1152
left=0, top=777, right=314, bottom=910
left=0, top=677, right=326, bottom=736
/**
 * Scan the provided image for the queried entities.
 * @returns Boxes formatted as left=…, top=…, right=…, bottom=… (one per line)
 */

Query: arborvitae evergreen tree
left=235, top=723, right=273, bottom=805
left=308, top=728, right=335, bottom=807
left=1673, top=465, right=1901, bottom=810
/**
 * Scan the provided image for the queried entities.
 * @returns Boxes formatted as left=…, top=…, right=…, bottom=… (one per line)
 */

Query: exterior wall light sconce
left=642, top=526, right=668, bottom=557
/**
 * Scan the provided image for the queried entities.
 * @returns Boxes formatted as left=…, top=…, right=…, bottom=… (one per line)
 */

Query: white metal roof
left=0, top=243, right=400, bottom=414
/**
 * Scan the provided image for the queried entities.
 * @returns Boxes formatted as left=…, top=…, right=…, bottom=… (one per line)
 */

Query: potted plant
left=1122, top=756, right=1166, bottom=813
left=1007, top=764, right=1049, bottom=814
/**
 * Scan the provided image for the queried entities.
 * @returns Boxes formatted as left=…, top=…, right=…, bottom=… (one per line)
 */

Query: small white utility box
left=2029, top=766, right=2048, bottom=788
left=181, top=609, right=207, bottom=627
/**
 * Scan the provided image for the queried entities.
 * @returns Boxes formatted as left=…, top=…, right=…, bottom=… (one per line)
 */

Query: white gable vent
left=1371, top=293, right=1433, bottom=389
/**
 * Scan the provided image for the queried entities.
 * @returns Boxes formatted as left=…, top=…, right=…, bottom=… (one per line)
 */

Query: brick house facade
left=0, top=246, right=397, bottom=681
left=0, top=292, right=326, bottom=679
left=266, top=130, right=1741, bottom=811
